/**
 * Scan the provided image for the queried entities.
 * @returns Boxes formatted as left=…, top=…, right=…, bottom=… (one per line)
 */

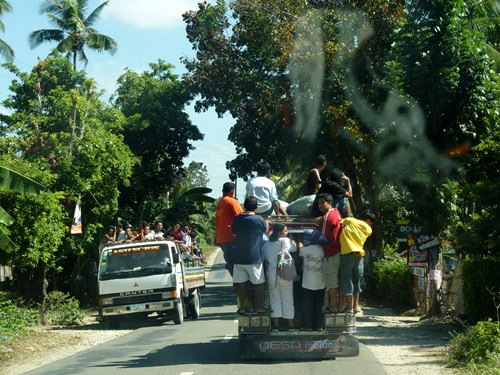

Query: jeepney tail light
left=173, top=290, right=178, bottom=298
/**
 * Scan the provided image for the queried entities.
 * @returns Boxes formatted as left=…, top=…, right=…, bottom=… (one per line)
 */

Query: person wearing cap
left=339, top=209, right=376, bottom=313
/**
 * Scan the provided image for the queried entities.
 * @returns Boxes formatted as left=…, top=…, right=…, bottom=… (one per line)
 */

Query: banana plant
left=0, top=166, right=45, bottom=253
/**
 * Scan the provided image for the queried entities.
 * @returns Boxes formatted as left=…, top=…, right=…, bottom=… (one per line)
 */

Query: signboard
left=407, top=233, right=430, bottom=267
left=411, top=267, right=425, bottom=277
left=413, top=232, right=440, bottom=250
left=396, top=220, right=413, bottom=242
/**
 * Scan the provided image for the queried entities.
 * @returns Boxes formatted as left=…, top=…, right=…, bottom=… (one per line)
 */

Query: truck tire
left=173, top=299, right=184, bottom=325
left=188, top=291, right=201, bottom=320
left=108, top=316, right=120, bottom=329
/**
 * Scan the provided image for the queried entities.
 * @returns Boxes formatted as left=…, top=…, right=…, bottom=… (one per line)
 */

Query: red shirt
left=321, top=208, right=342, bottom=257
left=215, top=195, right=244, bottom=243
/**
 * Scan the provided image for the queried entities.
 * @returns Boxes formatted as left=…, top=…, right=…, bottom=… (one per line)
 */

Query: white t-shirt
left=299, top=244, right=325, bottom=290
left=246, top=176, right=278, bottom=213
left=262, top=237, right=296, bottom=280
left=116, top=230, right=126, bottom=242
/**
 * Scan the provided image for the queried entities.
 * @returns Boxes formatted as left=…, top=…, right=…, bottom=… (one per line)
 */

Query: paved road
left=25, top=251, right=386, bottom=375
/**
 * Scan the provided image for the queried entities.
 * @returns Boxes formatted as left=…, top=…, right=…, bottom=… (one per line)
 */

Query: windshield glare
left=100, top=244, right=171, bottom=273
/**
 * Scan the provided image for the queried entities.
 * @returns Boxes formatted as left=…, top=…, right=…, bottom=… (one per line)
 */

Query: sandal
left=237, top=309, right=246, bottom=314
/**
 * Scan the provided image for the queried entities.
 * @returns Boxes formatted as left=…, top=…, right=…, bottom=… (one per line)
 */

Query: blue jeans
left=340, top=253, right=364, bottom=296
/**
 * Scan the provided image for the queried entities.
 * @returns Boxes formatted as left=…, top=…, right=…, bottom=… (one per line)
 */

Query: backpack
left=276, top=249, right=297, bottom=283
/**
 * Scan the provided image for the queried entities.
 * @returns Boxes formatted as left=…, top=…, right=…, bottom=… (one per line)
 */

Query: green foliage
left=160, top=186, right=215, bottom=227
left=447, top=319, right=500, bottom=373
left=113, top=60, right=203, bottom=213
left=175, top=161, right=210, bottom=190
left=462, top=256, right=500, bottom=321
left=455, top=129, right=500, bottom=257
left=0, top=293, right=37, bottom=338
left=370, top=255, right=414, bottom=307
left=44, top=291, right=84, bottom=326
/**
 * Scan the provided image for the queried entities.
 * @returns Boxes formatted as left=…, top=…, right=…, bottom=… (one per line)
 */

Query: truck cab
left=97, top=240, right=205, bottom=328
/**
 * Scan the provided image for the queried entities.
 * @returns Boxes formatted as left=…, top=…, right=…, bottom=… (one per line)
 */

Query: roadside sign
left=396, top=220, right=413, bottom=242
left=407, top=233, right=430, bottom=267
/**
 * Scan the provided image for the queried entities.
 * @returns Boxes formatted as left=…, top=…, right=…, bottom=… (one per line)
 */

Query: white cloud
left=103, top=0, right=200, bottom=30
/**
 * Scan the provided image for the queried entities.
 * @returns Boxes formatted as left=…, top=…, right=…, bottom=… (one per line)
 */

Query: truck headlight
left=161, top=291, right=174, bottom=299
left=101, top=297, right=113, bottom=306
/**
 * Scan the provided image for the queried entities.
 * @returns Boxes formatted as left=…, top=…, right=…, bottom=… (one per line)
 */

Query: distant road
left=25, top=251, right=386, bottom=375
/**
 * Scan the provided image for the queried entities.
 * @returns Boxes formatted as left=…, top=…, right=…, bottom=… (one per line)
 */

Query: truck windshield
left=99, top=243, right=171, bottom=277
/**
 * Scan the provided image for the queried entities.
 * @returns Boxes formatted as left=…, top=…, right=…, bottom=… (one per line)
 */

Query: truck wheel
left=188, top=291, right=201, bottom=320
left=108, top=316, right=120, bottom=329
left=173, top=299, right=184, bottom=325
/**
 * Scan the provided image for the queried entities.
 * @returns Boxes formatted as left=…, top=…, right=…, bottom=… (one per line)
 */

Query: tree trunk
left=35, top=259, right=50, bottom=325
left=421, top=246, right=444, bottom=319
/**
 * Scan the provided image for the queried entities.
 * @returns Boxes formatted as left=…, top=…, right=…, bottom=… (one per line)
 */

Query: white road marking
left=179, top=372, right=194, bottom=375
left=221, top=335, right=233, bottom=343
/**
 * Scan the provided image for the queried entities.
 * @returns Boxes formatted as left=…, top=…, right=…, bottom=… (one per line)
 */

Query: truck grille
left=114, top=292, right=163, bottom=305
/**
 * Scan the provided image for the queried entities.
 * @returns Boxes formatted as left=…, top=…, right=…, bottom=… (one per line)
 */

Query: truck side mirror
left=90, top=261, right=97, bottom=274
left=172, top=253, right=180, bottom=264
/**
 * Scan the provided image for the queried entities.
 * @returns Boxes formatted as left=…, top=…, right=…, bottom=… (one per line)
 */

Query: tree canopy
left=183, top=0, right=499, bottom=251
left=112, top=60, right=203, bottom=214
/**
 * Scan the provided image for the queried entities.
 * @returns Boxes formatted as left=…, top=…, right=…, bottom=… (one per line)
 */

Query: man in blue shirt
left=232, top=196, right=269, bottom=313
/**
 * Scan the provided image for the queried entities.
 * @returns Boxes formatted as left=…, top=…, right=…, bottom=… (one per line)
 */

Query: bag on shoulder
left=276, top=250, right=297, bottom=282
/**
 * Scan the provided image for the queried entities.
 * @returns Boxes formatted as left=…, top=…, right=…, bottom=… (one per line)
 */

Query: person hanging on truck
left=310, top=168, right=353, bottom=218
left=232, top=196, right=269, bottom=314
left=299, top=229, right=328, bottom=331
left=302, top=155, right=327, bottom=196
left=246, top=160, right=287, bottom=216
left=263, top=223, right=298, bottom=331
left=317, top=193, right=343, bottom=313
left=99, top=225, right=116, bottom=254
left=215, top=182, right=244, bottom=278
left=339, top=209, right=376, bottom=314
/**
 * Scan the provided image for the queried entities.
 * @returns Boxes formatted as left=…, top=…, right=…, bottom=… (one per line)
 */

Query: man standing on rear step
left=215, top=182, right=243, bottom=278
left=232, top=196, right=269, bottom=314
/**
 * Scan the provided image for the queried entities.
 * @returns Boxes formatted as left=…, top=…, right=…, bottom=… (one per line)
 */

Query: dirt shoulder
left=355, top=305, right=461, bottom=375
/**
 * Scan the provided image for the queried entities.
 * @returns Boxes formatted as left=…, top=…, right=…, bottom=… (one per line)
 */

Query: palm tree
left=29, top=0, right=117, bottom=70
left=0, top=0, right=14, bottom=62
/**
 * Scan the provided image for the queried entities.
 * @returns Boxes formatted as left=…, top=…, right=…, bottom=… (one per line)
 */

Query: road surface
left=25, top=251, right=386, bottom=375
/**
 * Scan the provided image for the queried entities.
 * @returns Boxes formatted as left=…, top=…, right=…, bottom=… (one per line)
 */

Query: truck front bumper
left=101, top=300, right=175, bottom=316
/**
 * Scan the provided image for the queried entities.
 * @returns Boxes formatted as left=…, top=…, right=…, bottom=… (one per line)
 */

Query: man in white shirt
left=246, top=160, right=287, bottom=216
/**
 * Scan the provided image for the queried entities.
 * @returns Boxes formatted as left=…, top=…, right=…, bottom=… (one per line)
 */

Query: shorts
left=322, top=253, right=340, bottom=289
left=339, top=252, right=364, bottom=295
left=220, top=242, right=235, bottom=271
left=233, top=263, right=265, bottom=285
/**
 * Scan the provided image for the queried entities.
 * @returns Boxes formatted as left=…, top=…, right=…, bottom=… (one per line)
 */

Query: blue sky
left=0, top=0, right=247, bottom=201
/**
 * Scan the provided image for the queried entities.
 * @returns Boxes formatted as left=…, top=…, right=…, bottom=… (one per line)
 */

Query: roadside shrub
left=462, top=256, right=500, bottom=322
left=0, top=293, right=37, bottom=337
left=370, top=255, right=414, bottom=307
left=44, top=291, right=85, bottom=326
left=447, top=319, right=500, bottom=374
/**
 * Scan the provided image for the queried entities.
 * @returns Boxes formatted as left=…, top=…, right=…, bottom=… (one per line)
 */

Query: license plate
left=129, top=303, right=146, bottom=311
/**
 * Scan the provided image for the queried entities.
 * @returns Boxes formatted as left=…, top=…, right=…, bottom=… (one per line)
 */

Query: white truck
left=238, top=216, right=359, bottom=359
left=97, top=240, right=205, bottom=328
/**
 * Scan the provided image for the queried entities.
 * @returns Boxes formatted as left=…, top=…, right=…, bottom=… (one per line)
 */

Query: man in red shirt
left=317, top=193, right=343, bottom=313
left=215, top=182, right=243, bottom=276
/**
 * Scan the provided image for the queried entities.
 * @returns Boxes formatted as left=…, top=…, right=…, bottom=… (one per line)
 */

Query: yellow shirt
left=340, top=218, right=372, bottom=257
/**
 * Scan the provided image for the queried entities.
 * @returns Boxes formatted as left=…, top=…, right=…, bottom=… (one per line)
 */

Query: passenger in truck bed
left=263, top=223, right=298, bottom=331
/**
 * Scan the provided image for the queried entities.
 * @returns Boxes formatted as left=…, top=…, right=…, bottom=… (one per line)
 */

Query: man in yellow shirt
left=339, top=209, right=376, bottom=313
